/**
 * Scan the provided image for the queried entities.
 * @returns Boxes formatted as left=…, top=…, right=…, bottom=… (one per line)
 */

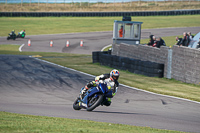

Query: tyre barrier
left=1, top=10, right=200, bottom=17
left=92, top=51, right=164, bottom=78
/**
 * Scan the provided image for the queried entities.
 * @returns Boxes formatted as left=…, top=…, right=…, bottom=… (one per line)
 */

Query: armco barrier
left=1, top=10, right=200, bottom=17
left=92, top=51, right=164, bottom=78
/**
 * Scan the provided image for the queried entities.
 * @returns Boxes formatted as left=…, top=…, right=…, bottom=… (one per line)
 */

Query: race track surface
left=0, top=55, right=200, bottom=133
left=0, top=27, right=200, bottom=54
left=0, top=27, right=200, bottom=132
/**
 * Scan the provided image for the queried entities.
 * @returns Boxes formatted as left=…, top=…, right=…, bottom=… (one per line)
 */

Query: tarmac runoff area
left=0, top=27, right=200, bottom=132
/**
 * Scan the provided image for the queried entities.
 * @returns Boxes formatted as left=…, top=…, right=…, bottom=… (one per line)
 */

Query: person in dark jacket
left=147, top=35, right=154, bottom=46
left=180, top=32, right=190, bottom=47
left=175, top=36, right=182, bottom=46
left=153, top=37, right=166, bottom=48
left=197, top=38, right=200, bottom=49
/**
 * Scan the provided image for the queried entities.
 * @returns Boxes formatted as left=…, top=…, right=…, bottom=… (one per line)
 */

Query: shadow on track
left=92, top=110, right=151, bottom=116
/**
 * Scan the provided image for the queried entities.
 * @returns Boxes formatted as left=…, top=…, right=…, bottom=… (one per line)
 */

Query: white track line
left=19, top=44, right=24, bottom=52
left=33, top=57, right=200, bottom=105
left=101, top=44, right=112, bottom=51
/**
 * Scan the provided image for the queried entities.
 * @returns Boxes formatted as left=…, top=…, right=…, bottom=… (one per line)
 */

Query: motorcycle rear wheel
left=86, top=94, right=103, bottom=111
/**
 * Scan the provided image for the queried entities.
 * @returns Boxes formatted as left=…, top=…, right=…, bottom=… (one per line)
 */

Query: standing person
left=197, top=38, right=200, bottom=49
left=187, top=32, right=193, bottom=41
left=119, top=25, right=124, bottom=38
left=175, top=36, right=182, bottom=47
left=79, top=69, right=120, bottom=107
left=147, top=35, right=154, bottom=46
left=180, top=32, right=190, bottom=47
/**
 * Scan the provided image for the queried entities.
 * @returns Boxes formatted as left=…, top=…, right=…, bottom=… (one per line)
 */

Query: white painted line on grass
left=33, top=57, right=200, bottom=105
left=19, top=44, right=24, bottom=52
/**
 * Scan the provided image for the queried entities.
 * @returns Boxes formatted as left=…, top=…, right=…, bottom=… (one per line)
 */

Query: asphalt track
left=0, top=27, right=200, bottom=132
left=0, top=27, right=200, bottom=54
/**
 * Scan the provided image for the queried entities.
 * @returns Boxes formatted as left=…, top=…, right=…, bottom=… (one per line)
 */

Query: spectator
left=152, top=36, right=157, bottom=46
left=153, top=37, right=166, bottom=48
left=180, top=32, right=190, bottom=47
left=175, top=36, right=182, bottom=46
left=197, top=38, right=200, bottom=49
left=187, top=32, right=194, bottom=41
left=147, top=35, right=154, bottom=46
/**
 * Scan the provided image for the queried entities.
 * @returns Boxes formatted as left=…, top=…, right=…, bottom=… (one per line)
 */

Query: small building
left=113, top=17, right=143, bottom=45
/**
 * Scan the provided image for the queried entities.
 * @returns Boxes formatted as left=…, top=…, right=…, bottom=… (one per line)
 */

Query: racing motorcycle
left=7, top=32, right=16, bottom=40
left=17, top=31, right=26, bottom=38
left=73, top=81, right=113, bottom=111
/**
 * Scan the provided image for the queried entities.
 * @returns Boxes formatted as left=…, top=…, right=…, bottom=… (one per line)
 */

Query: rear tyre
left=73, top=97, right=81, bottom=110
left=86, top=94, right=104, bottom=111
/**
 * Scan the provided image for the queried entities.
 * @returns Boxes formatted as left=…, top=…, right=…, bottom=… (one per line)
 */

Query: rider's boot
left=102, top=98, right=111, bottom=106
left=80, top=87, right=87, bottom=99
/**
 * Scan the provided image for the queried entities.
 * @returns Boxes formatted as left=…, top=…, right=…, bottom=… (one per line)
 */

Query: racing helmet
left=110, top=69, right=120, bottom=80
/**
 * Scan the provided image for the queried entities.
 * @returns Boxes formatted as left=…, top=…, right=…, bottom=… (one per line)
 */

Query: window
left=134, top=24, right=140, bottom=39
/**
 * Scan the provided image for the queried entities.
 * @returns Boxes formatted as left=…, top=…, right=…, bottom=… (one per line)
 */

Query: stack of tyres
left=100, top=53, right=112, bottom=67
left=120, top=57, right=131, bottom=71
left=112, top=55, right=121, bottom=69
left=129, top=59, right=139, bottom=73
left=92, top=51, right=164, bottom=78
left=92, top=51, right=101, bottom=63
left=138, top=61, right=164, bottom=78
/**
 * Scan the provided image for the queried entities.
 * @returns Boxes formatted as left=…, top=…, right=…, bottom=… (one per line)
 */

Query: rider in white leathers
left=80, top=69, right=120, bottom=106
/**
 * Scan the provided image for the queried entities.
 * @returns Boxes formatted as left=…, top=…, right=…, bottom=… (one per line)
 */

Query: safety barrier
left=1, top=9, right=200, bottom=17
left=92, top=51, right=164, bottom=78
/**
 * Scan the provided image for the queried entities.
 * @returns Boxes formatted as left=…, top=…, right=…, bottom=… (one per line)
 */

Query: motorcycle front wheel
left=86, top=94, right=103, bottom=111
left=73, top=97, right=81, bottom=110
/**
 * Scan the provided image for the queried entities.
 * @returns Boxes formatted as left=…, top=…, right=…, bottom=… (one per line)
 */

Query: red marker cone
left=28, top=39, right=31, bottom=46
left=66, top=40, right=69, bottom=47
left=50, top=40, right=53, bottom=47
left=80, top=40, right=83, bottom=47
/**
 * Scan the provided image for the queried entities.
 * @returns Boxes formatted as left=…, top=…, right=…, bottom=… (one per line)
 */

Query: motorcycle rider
left=19, top=29, right=25, bottom=34
left=80, top=69, right=120, bottom=107
left=10, top=29, right=15, bottom=36
left=18, top=30, right=25, bottom=37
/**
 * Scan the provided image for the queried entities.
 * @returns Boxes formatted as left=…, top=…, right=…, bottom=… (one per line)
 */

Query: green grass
left=0, top=15, right=200, bottom=36
left=0, top=44, right=200, bottom=102
left=0, top=111, right=185, bottom=133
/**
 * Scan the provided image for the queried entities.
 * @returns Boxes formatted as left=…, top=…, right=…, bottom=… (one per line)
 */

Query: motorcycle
left=7, top=32, right=16, bottom=40
left=73, top=81, right=113, bottom=111
left=17, top=31, right=26, bottom=38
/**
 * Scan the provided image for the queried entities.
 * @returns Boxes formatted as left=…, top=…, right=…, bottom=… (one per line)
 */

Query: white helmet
left=110, top=69, right=120, bottom=80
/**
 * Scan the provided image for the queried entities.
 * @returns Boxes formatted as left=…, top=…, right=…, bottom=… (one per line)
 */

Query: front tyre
left=73, top=97, right=81, bottom=110
left=86, top=94, right=104, bottom=111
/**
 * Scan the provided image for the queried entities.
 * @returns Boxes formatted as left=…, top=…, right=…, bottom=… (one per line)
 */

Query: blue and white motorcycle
left=73, top=81, right=113, bottom=111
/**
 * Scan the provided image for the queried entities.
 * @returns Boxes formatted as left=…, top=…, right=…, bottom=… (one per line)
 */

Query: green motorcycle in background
left=17, top=30, right=26, bottom=38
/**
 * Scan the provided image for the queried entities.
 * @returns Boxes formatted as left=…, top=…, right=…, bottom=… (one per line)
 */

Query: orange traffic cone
left=28, top=39, right=31, bottom=46
left=80, top=40, right=83, bottom=47
left=66, top=40, right=69, bottom=47
left=50, top=40, right=53, bottom=47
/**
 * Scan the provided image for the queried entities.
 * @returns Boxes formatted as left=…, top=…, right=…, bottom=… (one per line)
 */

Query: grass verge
left=1, top=1, right=200, bottom=12
left=0, top=44, right=200, bottom=102
left=0, top=111, right=185, bottom=133
left=0, top=15, right=200, bottom=36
